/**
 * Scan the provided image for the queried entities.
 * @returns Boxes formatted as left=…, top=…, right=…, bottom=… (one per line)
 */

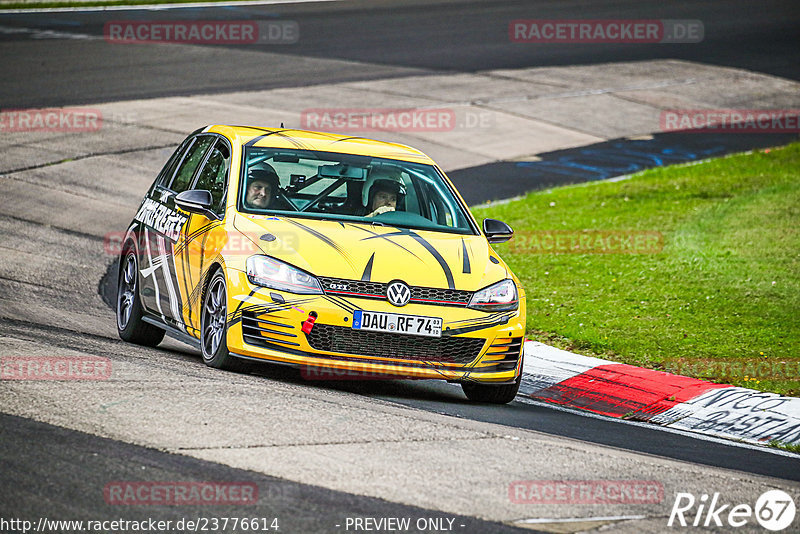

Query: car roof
left=205, top=125, right=437, bottom=165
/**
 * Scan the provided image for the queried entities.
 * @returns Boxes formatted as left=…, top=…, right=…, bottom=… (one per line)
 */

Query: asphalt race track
left=1, top=413, right=534, bottom=533
left=1, top=1, right=799, bottom=533
left=0, top=0, right=798, bottom=107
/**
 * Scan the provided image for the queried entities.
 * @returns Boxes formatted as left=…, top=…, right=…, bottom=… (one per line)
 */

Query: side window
left=170, top=135, right=215, bottom=194
left=155, top=137, right=192, bottom=189
left=193, top=139, right=231, bottom=215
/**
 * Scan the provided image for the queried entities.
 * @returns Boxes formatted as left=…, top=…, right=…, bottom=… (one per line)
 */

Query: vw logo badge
left=386, top=281, right=411, bottom=307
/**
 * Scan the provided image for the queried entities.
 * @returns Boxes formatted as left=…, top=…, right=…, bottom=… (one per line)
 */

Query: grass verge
left=768, top=440, right=800, bottom=454
left=473, top=142, right=800, bottom=396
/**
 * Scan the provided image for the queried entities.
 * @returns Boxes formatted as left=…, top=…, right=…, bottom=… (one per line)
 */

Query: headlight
left=468, top=279, right=518, bottom=312
left=246, top=256, right=323, bottom=294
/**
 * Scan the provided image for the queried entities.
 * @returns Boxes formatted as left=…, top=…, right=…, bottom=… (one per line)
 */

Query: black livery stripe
left=184, top=259, right=226, bottom=324
left=330, top=136, right=373, bottom=145
left=346, top=223, right=423, bottom=261
left=233, top=126, right=274, bottom=134
left=323, top=295, right=361, bottom=314
left=244, top=129, right=319, bottom=151
left=230, top=285, right=260, bottom=317
left=360, top=228, right=455, bottom=289
left=243, top=129, right=287, bottom=147
left=444, top=312, right=515, bottom=336
left=445, top=311, right=507, bottom=326
left=172, top=220, right=221, bottom=256
left=284, top=218, right=354, bottom=267
left=361, top=253, right=375, bottom=281
left=140, top=228, right=186, bottom=332
left=179, top=226, right=195, bottom=329
left=227, top=296, right=316, bottom=329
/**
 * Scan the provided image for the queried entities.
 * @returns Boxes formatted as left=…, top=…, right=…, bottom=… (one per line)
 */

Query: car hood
left=233, top=213, right=508, bottom=291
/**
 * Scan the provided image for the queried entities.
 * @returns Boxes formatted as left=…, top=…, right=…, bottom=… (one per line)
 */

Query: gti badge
left=386, top=281, right=411, bottom=307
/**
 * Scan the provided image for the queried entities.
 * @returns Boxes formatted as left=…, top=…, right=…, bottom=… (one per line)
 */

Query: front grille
left=318, top=277, right=473, bottom=307
left=413, top=286, right=472, bottom=305
left=318, top=278, right=385, bottom=299
left=306, top=324, right=485, bottom=365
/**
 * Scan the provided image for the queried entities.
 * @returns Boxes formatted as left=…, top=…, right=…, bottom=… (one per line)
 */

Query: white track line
left=514, top=395, right=800, bottom=460
left=1, top=0, right=338, bottom=14
left=0, top=23, right=98, bottom=39
left=515, top=515, right=646, bottom=525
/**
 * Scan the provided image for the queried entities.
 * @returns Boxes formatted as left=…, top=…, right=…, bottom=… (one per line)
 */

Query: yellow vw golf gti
left=116, top=126, right=526, bottom=403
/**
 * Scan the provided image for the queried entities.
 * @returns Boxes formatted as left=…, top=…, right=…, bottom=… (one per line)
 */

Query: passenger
left=244, top=166, right=280, bottom=209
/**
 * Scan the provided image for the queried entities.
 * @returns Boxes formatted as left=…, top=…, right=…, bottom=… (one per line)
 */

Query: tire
left=117, top=248, right=165, bottom=347
left=200, top=270, right=248, bottom=372
left=461, top=368, right=522, bottom=404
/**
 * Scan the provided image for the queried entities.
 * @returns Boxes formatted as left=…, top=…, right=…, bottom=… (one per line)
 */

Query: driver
left=244, top=166, right=280, bottom=209
left=362, top=168, right=406, bottom=217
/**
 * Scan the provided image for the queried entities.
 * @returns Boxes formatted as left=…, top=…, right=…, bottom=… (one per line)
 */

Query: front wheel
left=201, top=270, right=248, bottom=372
left=461, top=371, right=521, bottom=404
left=117, top=249, right=165, bottom=347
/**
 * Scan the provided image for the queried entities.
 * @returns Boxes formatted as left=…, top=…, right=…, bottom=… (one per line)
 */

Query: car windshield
left=239, top=147, right=476, bottom=234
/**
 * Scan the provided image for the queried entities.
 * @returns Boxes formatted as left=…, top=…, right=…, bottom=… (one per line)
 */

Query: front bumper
left=225, top=270, right=526, bottom=383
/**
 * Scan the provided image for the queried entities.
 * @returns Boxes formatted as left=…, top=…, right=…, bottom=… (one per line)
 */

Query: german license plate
left=352, top=310, right=442, bottom=338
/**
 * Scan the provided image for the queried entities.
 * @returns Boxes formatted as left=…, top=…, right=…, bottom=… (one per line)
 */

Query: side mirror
left=175, top=190, right=220, bottom=220
left=482, top=218, right=513, bottom=244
